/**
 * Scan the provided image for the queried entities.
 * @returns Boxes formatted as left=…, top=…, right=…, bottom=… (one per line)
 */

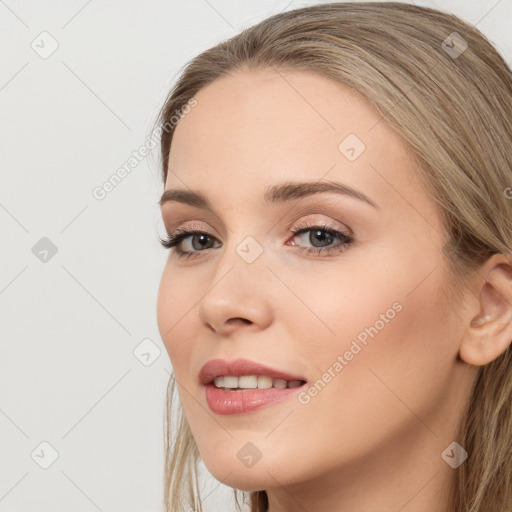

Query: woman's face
left=157, top=68, right=476, bottom=498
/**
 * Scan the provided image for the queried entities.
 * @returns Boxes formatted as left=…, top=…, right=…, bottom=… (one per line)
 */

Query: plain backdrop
left=0, top=0, right=511, bottom=511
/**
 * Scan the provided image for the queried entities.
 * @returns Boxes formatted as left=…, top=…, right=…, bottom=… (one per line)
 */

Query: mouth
left=199, top=358, right=308, bottom=415
left=210, top=375, right=307, bottom=390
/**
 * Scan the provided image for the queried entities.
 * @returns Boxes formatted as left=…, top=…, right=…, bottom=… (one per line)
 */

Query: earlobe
left=459, top=255, right=512, bottom=367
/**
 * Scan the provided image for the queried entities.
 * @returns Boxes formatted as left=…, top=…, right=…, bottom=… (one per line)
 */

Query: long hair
left=154, top=3, right=512, bottom=511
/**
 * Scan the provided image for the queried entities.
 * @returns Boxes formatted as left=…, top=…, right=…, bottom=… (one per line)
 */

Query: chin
left=200, top=446, right=302, bottom=492
left=206, top=464, right=272, bottom=492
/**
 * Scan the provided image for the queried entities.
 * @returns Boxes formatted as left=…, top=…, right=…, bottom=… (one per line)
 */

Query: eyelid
left=166, top=220, right=218, bottom=238
left=288, top=215, right=352, bottom=236
left=162, top=209, right=228, bottom=237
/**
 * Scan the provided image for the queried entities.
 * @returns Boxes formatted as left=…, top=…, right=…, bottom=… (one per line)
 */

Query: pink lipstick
left=199, top=358, right=307, bottom=415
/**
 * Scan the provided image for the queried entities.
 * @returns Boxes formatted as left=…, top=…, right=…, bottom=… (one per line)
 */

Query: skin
left=157, top=67, right=512, bottom=512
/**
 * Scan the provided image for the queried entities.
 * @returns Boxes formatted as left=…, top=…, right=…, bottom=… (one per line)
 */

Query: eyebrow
left=159, top=180, right=380, bottom=211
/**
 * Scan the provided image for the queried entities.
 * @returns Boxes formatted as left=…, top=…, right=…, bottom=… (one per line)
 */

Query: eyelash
left=159, top=221, right=354, bottom=260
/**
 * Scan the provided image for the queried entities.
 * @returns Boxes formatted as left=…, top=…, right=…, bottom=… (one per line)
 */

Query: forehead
left=169, top=67, right=385, bottom=168
left=165, top=67, right=439, bottom=226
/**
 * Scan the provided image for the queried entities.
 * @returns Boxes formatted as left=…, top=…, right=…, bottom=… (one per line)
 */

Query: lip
left=199, top=358, right=308, bottom=415
left=199, top=358, right=307, bottom=385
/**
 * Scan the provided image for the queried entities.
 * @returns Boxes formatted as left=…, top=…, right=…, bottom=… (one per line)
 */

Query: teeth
left=212, top=375, right=305, bottom=390
left=257, top=376, right=273, bottom=389
left=239, top=375, right=258, bottom=388
left=213, top=376, right=225, bottom=387
left=273, top=378, right=288, bottom=389
left=223, top=376, right=238, bottom=388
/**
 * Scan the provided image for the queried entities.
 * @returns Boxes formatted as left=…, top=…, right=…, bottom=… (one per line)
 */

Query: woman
left=154, top=2, right=512, bottom=511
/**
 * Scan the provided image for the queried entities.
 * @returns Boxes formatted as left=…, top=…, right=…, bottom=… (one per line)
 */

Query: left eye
left=290, top=226, right=349, bottom=248
left=159, top=224, right=354, bottom=258
left=286, top=224, right=354, bottom=256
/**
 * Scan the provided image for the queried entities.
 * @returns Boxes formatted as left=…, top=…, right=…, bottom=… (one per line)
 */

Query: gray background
left=0, top=0, right=510, bottom=510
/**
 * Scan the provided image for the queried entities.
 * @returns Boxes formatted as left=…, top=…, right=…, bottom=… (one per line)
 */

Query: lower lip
left=204, top=383, right=305, bottom=415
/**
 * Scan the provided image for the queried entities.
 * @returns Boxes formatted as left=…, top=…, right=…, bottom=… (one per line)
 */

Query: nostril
left=228, top=318, right=252, bottom=325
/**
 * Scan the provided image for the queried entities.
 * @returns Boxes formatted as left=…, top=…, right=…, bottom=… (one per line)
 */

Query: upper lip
left=199, top=358, right=307, bottom=385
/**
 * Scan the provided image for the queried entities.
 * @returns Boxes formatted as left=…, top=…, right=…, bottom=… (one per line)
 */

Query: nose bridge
left=197, top=229, right=273, bottom=332
left=214, top=208, right=269, bottom=272
left=211, top=230, right=269, bottom=294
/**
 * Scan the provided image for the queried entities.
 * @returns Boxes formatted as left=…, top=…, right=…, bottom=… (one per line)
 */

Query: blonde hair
left=155, top=2, right=512, bottom=511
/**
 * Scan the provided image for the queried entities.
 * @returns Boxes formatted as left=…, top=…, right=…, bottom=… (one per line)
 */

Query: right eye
left=160, top=229, right=221, bottom=258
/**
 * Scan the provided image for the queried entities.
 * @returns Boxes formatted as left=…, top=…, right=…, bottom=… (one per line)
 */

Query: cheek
left=157, top=265, right=199, bottom=373
left=280, top=251, right=407, bottom=361
left=286, top=245, right=455, bottom=426
left=289, top=234, right=449, bottom=360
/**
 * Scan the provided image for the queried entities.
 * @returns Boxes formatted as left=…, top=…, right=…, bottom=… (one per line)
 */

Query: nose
left=197, top=248, right=273, bottom=337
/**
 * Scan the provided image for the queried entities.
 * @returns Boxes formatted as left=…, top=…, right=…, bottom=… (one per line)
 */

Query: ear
left=459, top=253, right=512, bottom=366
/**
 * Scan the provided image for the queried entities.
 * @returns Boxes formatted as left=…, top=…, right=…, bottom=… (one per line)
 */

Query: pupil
left=193, top=234, right=212, bottom=250
left=311, top=229, right=333, bottom=247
